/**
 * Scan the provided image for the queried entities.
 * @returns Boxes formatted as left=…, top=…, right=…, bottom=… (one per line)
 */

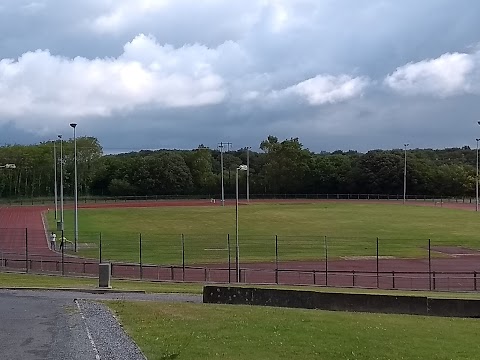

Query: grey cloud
left=1, top=0, right=480, bottom=153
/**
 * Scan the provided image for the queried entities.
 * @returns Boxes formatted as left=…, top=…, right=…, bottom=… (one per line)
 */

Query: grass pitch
left=48, top=202, right=480, bottom=264
left=107, top=301, right=480, bottom=360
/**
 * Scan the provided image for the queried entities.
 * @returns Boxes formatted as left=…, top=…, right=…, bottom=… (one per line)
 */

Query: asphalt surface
left=0, top=289, right=202, bottom=359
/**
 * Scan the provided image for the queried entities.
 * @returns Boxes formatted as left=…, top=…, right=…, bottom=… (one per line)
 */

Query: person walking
left=50, top=232, right=57, bottom=251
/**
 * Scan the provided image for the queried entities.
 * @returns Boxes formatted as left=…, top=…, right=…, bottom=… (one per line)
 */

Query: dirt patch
left=78, top=243, right=98, bottom=249
left=341, top=256, right=395, bottom=260
left=431, top=246, right=480, bottom=257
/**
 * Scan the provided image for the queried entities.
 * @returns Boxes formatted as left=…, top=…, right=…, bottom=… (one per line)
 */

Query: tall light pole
left=58, top=134, right=64, bottom=230
left=53, top=139, right=58, bottom=220
left=219, top=143, right=225, bottom=206
left=476, top=121, right=480, bottom=211
left=70, top=123, right=78, bottom=252
left=476, top=138, right=480, bottom=212
left=246, top=147, right=251, bottom=202
left=403, top=143, right=409, bottom=204
left=218, top=142, right=232, bottom=206
left=236, top=164, right=248, bottom=282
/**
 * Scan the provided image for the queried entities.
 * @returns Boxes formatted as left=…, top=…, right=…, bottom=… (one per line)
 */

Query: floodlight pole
left=236, top=167, right=239, bottom=281
left=218, top=142, right=232, bottom=206
left=403, top=143, right=409, bottom=204
left=220, top=143, right=225, bottom=206
left=246, top=147, right=251, bottom=202
left=53, top=139, right=58, bottom=220
left=476, top=138, right=480, bottom=212
left=58, top=135, right=64, bottom=231
left=70, top=123, right=78, bottom=252
left=476, top=121, right=480, bottom=212
left=235, top=164, right=248, bottom=282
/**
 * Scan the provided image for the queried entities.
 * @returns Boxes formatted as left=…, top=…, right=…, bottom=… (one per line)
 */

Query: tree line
left=0, top=135, right=477, bottom=199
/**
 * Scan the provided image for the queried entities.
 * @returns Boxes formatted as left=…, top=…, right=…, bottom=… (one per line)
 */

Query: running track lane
left=0, top=205, right=49, bottom=255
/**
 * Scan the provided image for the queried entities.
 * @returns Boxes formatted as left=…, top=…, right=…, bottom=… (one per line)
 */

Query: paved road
left=0, top=289, right=202, bottom=359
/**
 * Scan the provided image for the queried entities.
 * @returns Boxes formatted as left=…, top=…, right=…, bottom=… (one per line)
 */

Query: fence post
left=275, top=235, right=279, bottom=284
left=474, top=271, right=477, bottom=291
left=139, top=233, right=143, bottom=279
left=376, top=237, right=379, bottom=288
left=433, top=271, right=436, bottom=290
left=182, top=234, right=185, bottom=281
left=61, top=229, right=65, bottom=276
left=428, top=239, right=432, bottom=291
left=352, top=270, right=356, bottom=287
left=25, top=228, right=28, bottom=273
left=324, top=236, right=328, bottom=286
left=227, top=234, right=231, bottom=284
left=99, top=232, right=102, bottom=264
left=392, top=271, right=395, bottom=289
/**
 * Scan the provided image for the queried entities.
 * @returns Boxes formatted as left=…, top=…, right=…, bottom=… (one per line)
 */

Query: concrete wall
left=203, top=286, right=480, bottom=318
left=428, top=298, right=480, bottom=318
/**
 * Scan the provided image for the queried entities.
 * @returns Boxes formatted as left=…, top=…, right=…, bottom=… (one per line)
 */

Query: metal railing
left=1, top=228, right=480, bottom=292
left=0, top=193, right=477, bottom=206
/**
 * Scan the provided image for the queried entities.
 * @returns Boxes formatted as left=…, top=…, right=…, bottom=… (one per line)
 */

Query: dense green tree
left=260, top=136, right=313, bottom=193
left=1, top=135, right=478, bottom=199
left=183, top=146, right=217, bottom=194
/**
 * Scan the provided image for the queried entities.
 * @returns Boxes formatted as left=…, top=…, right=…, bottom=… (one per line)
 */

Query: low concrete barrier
left=428, top=298, right=480, bottom=318
left=203, top=286, right=480, bottom=318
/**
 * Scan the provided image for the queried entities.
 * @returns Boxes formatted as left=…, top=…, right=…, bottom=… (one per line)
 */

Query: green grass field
left=3, top=272, right=480, bottom=299
left=48, top=202, right=480, bottom=264
left=107, top=301, right=480, bottom=360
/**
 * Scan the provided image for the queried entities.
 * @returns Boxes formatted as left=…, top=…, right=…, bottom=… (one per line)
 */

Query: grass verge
left=0, top=272, right=203, bottom=294
left=2, top=271, right=480, bottom=299
left=107, top=301, right=480, bottom=360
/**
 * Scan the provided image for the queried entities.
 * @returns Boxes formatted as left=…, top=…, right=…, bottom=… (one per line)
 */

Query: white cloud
left=0, top=34, right=225, bottom=122
left=272, top=74, right=369, bottom=105
left=384, top=52, right=479, bottom=97
left=91, top=0, right=172, bottom=33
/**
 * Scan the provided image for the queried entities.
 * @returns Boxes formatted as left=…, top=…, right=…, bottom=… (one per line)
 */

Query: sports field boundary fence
left=1, top=227, right=480, bottom=292
left=0, top=193, right=477, bottom=206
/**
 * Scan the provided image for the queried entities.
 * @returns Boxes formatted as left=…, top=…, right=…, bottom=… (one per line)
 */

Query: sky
left=0, top=0, right=480, bottom=154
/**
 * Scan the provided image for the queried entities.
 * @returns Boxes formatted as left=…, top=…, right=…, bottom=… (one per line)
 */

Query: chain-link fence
left=0, top=193, right=478, bottom=205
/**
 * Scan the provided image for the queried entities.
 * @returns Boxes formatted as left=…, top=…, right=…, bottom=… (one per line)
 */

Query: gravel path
left=0, top=289, right=202, bottom=359
left=76, top=300, right=145, bottom=360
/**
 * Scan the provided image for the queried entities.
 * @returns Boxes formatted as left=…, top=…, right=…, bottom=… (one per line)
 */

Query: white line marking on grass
left=75, top=299, right=101, bottom=360
left=41, top=211, right=50, bottom=249
left=204, top=248, right=228, bottom=251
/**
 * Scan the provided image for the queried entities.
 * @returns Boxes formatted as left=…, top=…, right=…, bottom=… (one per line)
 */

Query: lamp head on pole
left=58, top=134, right=62, bottom=139
left=477, top=121, right=480, bottom=126
left=70, top=123, right=77, bottom=129
left=4, top=164, right=16, bottom=169
left=238, top=165, right=248, bottom=171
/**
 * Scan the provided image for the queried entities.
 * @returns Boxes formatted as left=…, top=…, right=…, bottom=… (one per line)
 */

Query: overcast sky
left=1, top=0, right=479, bottom=153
